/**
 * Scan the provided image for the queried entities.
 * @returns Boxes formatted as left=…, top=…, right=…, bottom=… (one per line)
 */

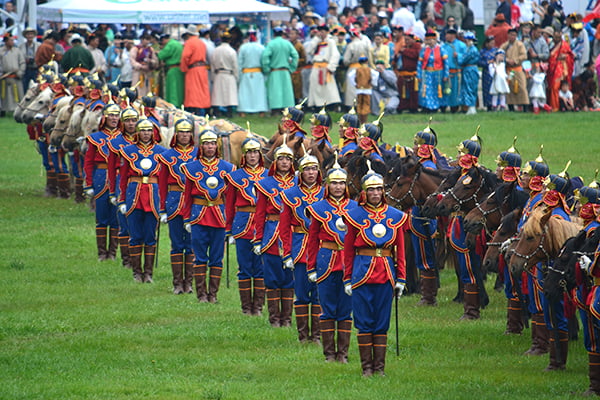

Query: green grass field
left=1, top=112, right=598, bottom=399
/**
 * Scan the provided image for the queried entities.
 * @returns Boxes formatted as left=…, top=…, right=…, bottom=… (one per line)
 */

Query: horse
left=544, top=228, right=600, bottom=304
left=508, top=206, right=582, bottom=277
left=419, top=167, right=463, bottom=219
left=436, top=166, right=499, bottom=217
left=262, top=126, right=310, bottom=169
left=344, top=150, right=391, bottom=200
left=482, top=207, right=522, bottom=274
left=208, top=119, right=269, bottom=167
left=463, top=181, right=529, bottom=237
left=14, top=83, right=41, bottom=123
left=21, top=86, right=53, bottom=124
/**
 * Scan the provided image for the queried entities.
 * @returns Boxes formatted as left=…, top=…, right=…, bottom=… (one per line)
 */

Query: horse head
left=22, top=87, right=53, bottom=124
left=50, top=104, right=74, bottom=147
left=14, top=83, right=40, bottom=123
left=482, top=207, right=522, bottom=273
left=437, top=166, right=499, bottom=217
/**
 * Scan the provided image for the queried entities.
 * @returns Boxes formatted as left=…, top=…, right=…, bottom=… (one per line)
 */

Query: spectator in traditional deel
left=371, top=59, right=399, bottom=115
left=485, top=13, right=511, bottom=48
left=61, top=33, right=95, bottom=75
left=0, top=33, right=24, bottom=116
left=370, top=32, right=390, bottom=69
left=479, top=36, right=498, bottom=111
left=19, top=27, right=39, bottom=91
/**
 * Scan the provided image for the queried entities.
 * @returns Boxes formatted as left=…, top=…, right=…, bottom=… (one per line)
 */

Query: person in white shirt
left=516, top=0, right=534, bottom=23
left=391, top=1, right=416, bottom=31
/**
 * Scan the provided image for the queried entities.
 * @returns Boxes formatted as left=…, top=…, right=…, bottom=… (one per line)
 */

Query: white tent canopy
left=37, top=0, right=291, bottom=24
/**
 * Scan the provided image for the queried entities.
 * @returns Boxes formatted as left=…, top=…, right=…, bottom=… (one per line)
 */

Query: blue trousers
left=127, top=209, right=157, bottom=246
left=191, top=225, right=225, bottom=267
left=457, top=249, right=481, bottom=285
left=527, top=269, right=544, bottom=315
left=236, top=238, right=263, bottom=279
left=411, top=233, right=436, bottom=271
left=50, top=148, right=68, bottom=174
left=353, top=283, right=393, bottom=334
left=69, top=151, right=83, bottom=179
left=117, top=209, right=128, bottom=237
left=168, top=215, right=192, bottom=254
left=37, top=140, right=52, bottom=171
left=293, top=262, right=319, bottom=305
left=262, top=253, right=294, bottom=289
left=96, top=190, right=118, bottom=228
left=317, top=270, right=351, bottom=321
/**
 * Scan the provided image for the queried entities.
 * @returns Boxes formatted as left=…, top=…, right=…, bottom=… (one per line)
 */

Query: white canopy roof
left=37, top=0, right=291, bottom=24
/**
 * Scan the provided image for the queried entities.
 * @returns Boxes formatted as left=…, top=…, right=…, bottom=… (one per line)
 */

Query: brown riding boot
left=417, top=269, right=438, bottom=306
left=523, top=313, right=539, bottom=355
left=119, top=235, right=131, bottom=269
left=280, top=288, right=295, bottom=327
left=252, top=278, right=265, bottom=315
left=545, top=329, right=569, bottom=371
left=373, top=334, right=388, bottom=376
left=266, top=288, right=281, bottom=327
left=294, top=304, right=310, bottom=342
left=207, top=266, right=223, bottom=303
left=56, top=172, right=71, bottom=199
left=170, top=253, right=184, bottom=294
left=238, top=278, right=253, bottom=314
left=129, top=244, right=144, bottom=282
left=320, top=319, right=337, bottom=362
left=143, top=244, right=156, bottom=283
left=534, top=313, right=550, bottom=355
left=504, top=298, right=524, bottom=335
left=183, top=253, right=194, bottom=293
left=583, top=352, right=600, bottom=396
left=194, top=264, right=208, bottom=302
left=107, top=228, right=119, bottom=260
left=96, top=226, right=108, bottom=261
left=336, top=319, right=352, bottom=364
left=45, top=170, right=58, bottom=197
left=310, top=304, right=322, bottom=343
left=460, top=283, right=481, bottom=320
left=74, top=178, right=85, bottom=203
left=357, top=332, right=374, bottom=377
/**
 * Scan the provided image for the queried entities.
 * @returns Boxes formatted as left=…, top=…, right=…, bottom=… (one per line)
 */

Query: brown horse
left=482, top=207, right=522, bottom=274
left=262, top=126, right=311, bottom=169
left=508, top=206, right=581, bottom=276
left=436, top=166, right=499, bottom=217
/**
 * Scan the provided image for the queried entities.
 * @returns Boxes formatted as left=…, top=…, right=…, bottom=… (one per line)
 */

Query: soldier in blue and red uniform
left=343, top=163, right=408, bottom=376
left=539, top=162, right=573, bottom=371
left=310, top=106, right=333, bottom=148
left=513, top=147, right=550, bottom=356
left=280, top=101, right=307, bottom=139
left=578, top=182, right=600, bottom=395
left=181, top=129, right=235, bottom=303
left=451, top=133, right=486, bottom=320
left=411, top=124, right=439, bottom=306
left=306, top=156, right=357, bottom=362
left=494, top=139, right=526, bottom=335
left=118, top=117, right=166, bottom=283
left=84, top=102, right=122, bottom=261
left=48, top=73, right=72, bottom=199
left=280, top=151, right=325, bottom=343
left=337, top=105, right=359, bottom=157
left=225, top=131, right=269, bottom=315
left=107, top=106, right=139, bottom=269
left=140, top=93, right=163, bottom=143
left=157, top=118, right=198, bottom=294
left=253, top=139, right=297, bottom=327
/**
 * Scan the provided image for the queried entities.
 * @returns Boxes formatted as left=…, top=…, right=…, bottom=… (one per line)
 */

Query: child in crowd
left=558, top=80, right=574, bottom=111
left=489, top=49, right=510, bottom=111
left=529, top=66, right=552, bottom=114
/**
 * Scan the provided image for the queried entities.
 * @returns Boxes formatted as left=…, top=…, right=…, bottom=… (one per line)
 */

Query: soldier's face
left=276, top=156, right=292, bottom=173
left=202, top=141, right=217, bottom=158
left=176, top=130, right=192, bottom=146
left=106, top=114, right=120, bottom=128
left=328, top=181, right=346, bottom=198
left=301, top=166, right=319, bottom=185
left=520, top=172, right=531, bottom=189
left=138, top=129, right=153, bottom=144
left=245, top=149, right=260, bottom=167
left=123, top=118, right=137, bottom=133
left=366, top=187, right=383, bottom=205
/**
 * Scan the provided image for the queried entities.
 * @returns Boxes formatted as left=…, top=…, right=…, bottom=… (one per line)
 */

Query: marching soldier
left=107, top=105, right=139, bottom=269
left=306, top=156, right=357, bottom=362
left=157, top=118, right=198, bottom=294
left=343, top=162, right=408, bottom=376
left=280, top=151, right=325, bottom=343
left=253, top=138, right=297, bottom=327
left=181, top=129, right=235, bottom=303
left=84, top=102, right=121, bottom=261
left=118, top=116, right=166, bottom=283
left=225, top=130, right=269, bottom=314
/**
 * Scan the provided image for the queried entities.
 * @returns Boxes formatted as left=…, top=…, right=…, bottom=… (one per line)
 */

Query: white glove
left=579, top=255, right=592, bottom=273
left=253, top=244, right=262, bottom=255
left=308, top=272, right=317, bottom=282
left=118, top=204, right=127, bottom=214
left=228, top=235, right=235, bottom=245
left=344, top=283, right=352, bottom=296
left=185, top=223, right=192, bottom=233
left=85, top=188, right=94, bottom=198
left=160, top=213, right=168, bottom=224
left=48, top=145, right=57, bottom=153
left=500, top=238, right=513, bottom=254
left=283, top=258, right=295, bottom=270
left=395, top=282, right=405, bottom=298
left=109, top=195, right=117, bottom=206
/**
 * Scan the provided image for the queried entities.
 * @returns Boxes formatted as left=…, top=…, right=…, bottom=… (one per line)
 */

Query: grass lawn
left=0, top=111, right=597, bottom=399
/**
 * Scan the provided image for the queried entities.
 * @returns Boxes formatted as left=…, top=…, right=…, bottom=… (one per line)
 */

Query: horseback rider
left=337, top=105, right=359, bottom=157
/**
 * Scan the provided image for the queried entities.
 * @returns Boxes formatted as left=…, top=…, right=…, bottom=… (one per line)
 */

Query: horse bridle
left=446, top=173, right=487, bottom=210
left=386, top=166, right=421, bottom=207
left=511, top=226, right=552, bottom=271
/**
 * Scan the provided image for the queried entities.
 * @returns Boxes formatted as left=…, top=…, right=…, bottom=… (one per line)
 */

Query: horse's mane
left=346, top=151, right=388, bottom=178
left=522, top=207, right=582, bottom=253
left=467, top=166, right=499, bottom=194
left=498, top=207, right=521, bottom=234
left=491, top=181, right=529, bottom=210
left=389, top=154, right=446, bottom=181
